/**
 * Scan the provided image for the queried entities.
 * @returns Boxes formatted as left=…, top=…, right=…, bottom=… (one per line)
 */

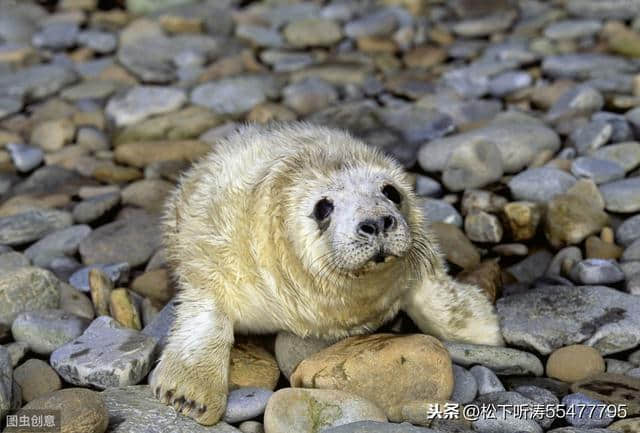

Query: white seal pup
left=150, top=123, right=503, bottom=425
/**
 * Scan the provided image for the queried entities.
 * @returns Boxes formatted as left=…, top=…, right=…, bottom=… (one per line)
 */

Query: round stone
left=283, top=18, right=342, bottom=47
left=0, top=267, right=61, bottom=327
left=13, top=359, right=62, bottom=402
left=442, top=140, right=504, bottom=191
left=11, top=309, right=90, bottom=355
left=546, top=345, right=606, bottom=383
left=17, top=388, right=108, bottom=433
left=106, top=86, right=187, bottom=127
left=223, top=387, right=273, bottom=424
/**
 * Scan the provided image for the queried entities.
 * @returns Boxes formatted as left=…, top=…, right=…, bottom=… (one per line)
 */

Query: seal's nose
left=357, top=215, right=396, bottom=237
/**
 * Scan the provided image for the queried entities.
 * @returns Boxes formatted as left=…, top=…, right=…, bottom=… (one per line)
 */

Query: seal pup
left=150, top=123, right=503, bottom=425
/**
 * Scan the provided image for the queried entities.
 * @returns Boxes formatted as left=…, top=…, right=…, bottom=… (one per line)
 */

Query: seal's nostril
left=382, top=215, right=395, bottom=232
left=357, top=220, right=378, bottom=236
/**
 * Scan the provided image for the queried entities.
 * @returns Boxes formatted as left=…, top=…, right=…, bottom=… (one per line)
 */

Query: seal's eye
left=313, top=198, right=334, bottom=221
left=382, top=184, right=402, bottom=205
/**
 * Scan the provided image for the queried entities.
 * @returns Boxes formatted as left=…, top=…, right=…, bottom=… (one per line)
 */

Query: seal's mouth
left=360, top=249, right=398, bottom=271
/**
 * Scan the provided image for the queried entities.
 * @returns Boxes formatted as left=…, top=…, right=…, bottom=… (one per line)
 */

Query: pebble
left=489, top=71, right=532, bottom=97
left=6, top=342, right=28, bottom=367
left=223, top=387, right=273, bottom=424
left=101, top=385, right=240, bottom=432
left=77, top=29, right=117, bottom=53
left=623, top=239, right=640, bottom=262
left=414, top=175, right=442, bottom=197
left=17, top=388, right=108, bottom=433
left=544, top=19, right=603, bottom=40
left=546, top=345, right=606, bottom=383
left=572, top=372, right=640, bottom=415
left=121, top=179, right=172, bottom=214
left=497, top=285, right=640, bottom=355
left=283, top=78, right=338, bottom=115
left=570, top=120, right=612, bottom=155
left=30, top=118, right=75, bottom=152
left=0, top=251, right=30, bottom=271
left=0, top=209, right=72, bottom=246
left=419, top=119, right=560, bottom=174
left=11, top=309, right=90, bottom=355
left=617, top=214, right=640, bottom=247
left=506, top=250, right=553, bottom=284
left=230, top=343, right=280, bottom=391
left=508, top=167, right=576, bottom=202
left=0, top=267, right=61, bottom=327
left=571, top=157, right=625, bottom=184
left=24, top=224, right=91, bottom=267
left=569, top=259, right=625, bottom=285
left=141, top=298, right=175, bottom=353
left=72, top=191, right=121, bottom=224
left=264, top=388, right=387, bottom=433
left=6, top=142, right=43, bottom=172
left=451, top=364, right=477, bottom=404
left=131, top=268, right=172, bottom=304
left=50, top=316, right=157, bottom=389
left=191, top=75, right=279, bottom=116
left=419, top=198, right=462, bottom=227
left=291, top=334, right=453, bottom=416
left=562, top=393, right=615, bottom=428
left=444, top=341, right=544, bottom=376
left=321, top=421, right=436, bottom=433
left=68, top=262, right=129, bottom=292
left=32, top=22, right=79, bottom=50
left=59, top=283, right=94, bottom=319
left=442, top=140, right=503, bottom=192
left=592, top=141, right=640, bottom=173
left=606, top=358, right=635, bottom=374
left=430, top=222, right=481, bottom=270
left=599, top=177, right=640, bottom=213
left=106, top=86, right=187, bottom=127
left=78, top=215, right=161, bottom=267
left=345, top=10, right=397, bottom=38
left=470, top=365, right=505, bottom=394
left=0, top=345, right=11, bottom=420
left=284, top=18, right=342, bottom=47
left=464, top=210, right=503, bottom=243
left=274, top=332, right=333, bottom=380
left=13, top=359, right=61, bottom=402
left=501, top=202, right=541, bottom=241
left=239, top=421, right=264, bottom=433
left=0, top=64, right=77, bottom=102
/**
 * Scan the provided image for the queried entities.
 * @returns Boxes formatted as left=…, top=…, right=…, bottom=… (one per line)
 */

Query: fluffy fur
left=150, top=123, right=503, bottom=425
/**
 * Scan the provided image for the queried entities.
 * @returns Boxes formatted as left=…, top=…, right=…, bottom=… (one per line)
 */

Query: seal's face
left=301, top=166, right=414, bottom=273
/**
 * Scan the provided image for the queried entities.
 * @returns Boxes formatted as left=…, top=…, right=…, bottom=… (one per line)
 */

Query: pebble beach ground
left=1, top=0, right=640, bottom=432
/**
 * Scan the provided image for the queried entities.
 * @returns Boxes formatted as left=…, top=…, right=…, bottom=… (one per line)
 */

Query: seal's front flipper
left=401, top=274, right=504, bottom=346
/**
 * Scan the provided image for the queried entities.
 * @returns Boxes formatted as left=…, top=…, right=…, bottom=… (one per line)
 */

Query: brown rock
left=30, top=119, right=75, bottom=152
left=609, top=417, right=640, bottom=432
left=585, top=236, right=623, bottom=260
left=247, top=103, right=297, bottom=124
left=13, top=359, right=62, bottom=402
left=0, top=194, right=71, bottom=217
left=130, top=268, right=173, bottom=303
left=114, top=106, right=221, bottom=145
left=430, top=222, right=480, bottom=270
left=457, top=259, right=502, bottom=303
left=357, top=36, right=397, bottom=53
left=92, top=161, right=142, bottom=183
left=264, top=388, right=386, bottom=433
left=16, top=388, right=108, bottom=433
left=230, top=342, right=280, bottom=391
left=290, top=333, right=454, bottom=417
left=501, top=202, right=541, bottom=241
left=114, top=140, right=209, bottom=168
left=571, top=373, right=640, bottom=415
left=109, top=288, right=141, bottom=330
left=89, top=268, right=113, bottom=317
left=121, top=179, right=173, bottom=214
left=546, top=344, right=605, bottom=383
left=403, top=45, right=447, bottom=69
left=545, top=193, right=609, bottom=248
